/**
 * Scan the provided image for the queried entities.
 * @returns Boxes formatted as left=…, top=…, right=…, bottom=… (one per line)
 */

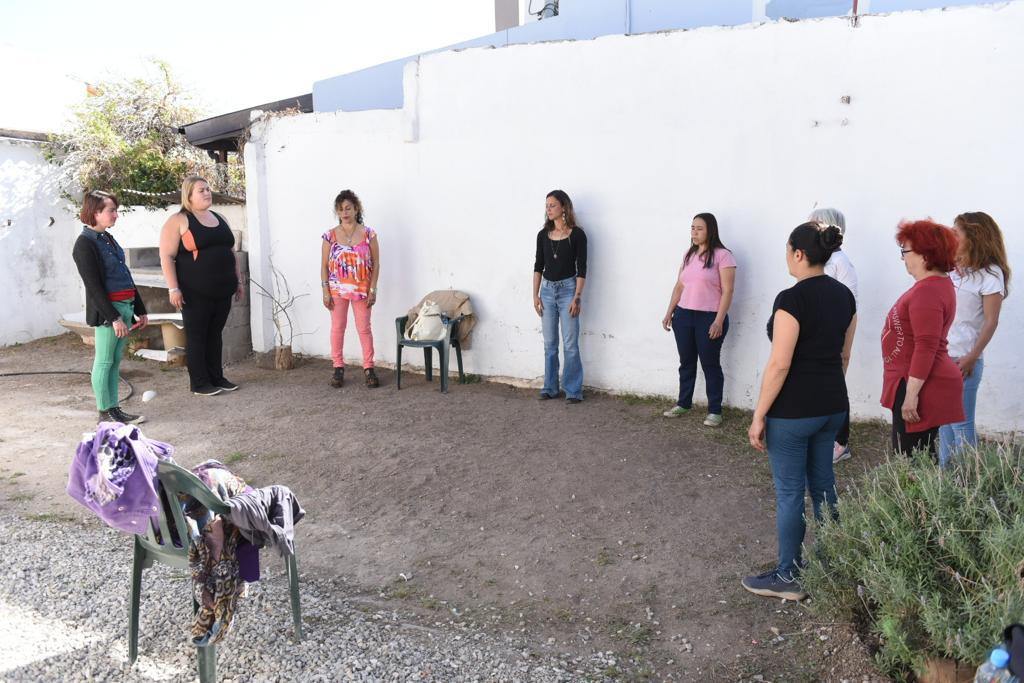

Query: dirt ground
left=0, top=334, right=892, bottom=681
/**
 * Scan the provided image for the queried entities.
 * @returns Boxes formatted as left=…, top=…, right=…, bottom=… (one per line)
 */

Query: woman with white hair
left=809, top=208, right=858, bottom=463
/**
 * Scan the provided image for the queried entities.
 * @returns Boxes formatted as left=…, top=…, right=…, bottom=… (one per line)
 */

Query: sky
left=0, top=0, right=514, bottom=133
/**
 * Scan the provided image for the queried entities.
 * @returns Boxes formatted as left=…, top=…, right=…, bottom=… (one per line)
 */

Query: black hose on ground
left=0, top=370, right=134, bottom=402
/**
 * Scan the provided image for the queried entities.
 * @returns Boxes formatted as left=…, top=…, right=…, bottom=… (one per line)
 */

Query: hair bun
left=817, top=225, right=844, bottom=254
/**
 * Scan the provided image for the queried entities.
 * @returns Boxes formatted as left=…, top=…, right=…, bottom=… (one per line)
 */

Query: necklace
left=550, top=228, right=569, bottom=260
left=337, top=224, right=358, bottom=246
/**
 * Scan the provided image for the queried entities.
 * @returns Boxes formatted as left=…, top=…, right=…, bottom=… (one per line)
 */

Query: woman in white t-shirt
left=809, top=208, right=858, bottom=464
left=938, top=211, right=1011, bottom=466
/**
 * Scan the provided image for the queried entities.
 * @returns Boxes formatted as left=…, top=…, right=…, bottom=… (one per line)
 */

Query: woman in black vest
left=159, top=176, right=243, bottom=396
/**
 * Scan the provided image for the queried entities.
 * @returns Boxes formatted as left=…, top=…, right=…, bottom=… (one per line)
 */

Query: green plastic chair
left=128, top=460, right=302, bottom=683
left=395, top=315, right=465, bottom=393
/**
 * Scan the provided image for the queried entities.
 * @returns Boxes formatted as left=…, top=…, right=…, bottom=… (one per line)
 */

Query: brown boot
left=364, top=368, right=379, bottom=388
left=330, top=367, right=344, bottom=388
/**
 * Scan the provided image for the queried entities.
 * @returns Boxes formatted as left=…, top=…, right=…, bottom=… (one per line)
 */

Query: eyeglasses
left=899, top=247, right=913, bottom=260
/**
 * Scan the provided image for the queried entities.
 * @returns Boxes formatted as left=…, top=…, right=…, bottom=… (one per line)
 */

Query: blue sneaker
left=741, top=569, right=807, bottom=601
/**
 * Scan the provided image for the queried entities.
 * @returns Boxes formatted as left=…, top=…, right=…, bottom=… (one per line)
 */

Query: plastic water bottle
left=975, top=647, right=1017, bottom=682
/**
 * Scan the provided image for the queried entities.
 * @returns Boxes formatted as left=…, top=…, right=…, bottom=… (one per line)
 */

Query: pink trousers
left=330, top=296, right=374, bottom=368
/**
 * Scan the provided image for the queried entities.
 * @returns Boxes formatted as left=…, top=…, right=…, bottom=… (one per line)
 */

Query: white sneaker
left=703, top=413, right=723, bottom=427
left=662, top=406, right=689, bottom=417
left=832, top=442, right=852, bottom=463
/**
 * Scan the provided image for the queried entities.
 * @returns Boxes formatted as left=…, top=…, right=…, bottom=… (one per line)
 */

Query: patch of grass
left=27, top=513, right=76, bottom=523
left=625, top=623, right=654, bottom=648
left=419, top=596, right=441, bottom=610
left=391, top=585, right=415, bottom=599
left=384, top=578, right=418, bottom=600
left=224, top=451, right=247, bottom=465
left=639, top=583, right=657, bottom=607
left=462, top=373, right=483, bottom=384
left=596, top=548, right=615, bottom=566
left=608, top=617, right=654, bottom=648
left=554, top=608, right=575, bottom=623
left=483, top=578, right=497, bottom=586
left=600, top=665, right=621, bottom=679
left=10, top=471, right=26, bottom=478
left=617, top=393, right=664, bottom=406
left=9, top=493, right=35, bottom=502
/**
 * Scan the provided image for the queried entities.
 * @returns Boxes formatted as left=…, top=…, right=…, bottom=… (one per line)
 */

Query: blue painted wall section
left=313, top=0, right=1011, bottom=113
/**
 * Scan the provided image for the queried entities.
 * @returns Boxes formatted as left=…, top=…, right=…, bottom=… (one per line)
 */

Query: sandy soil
left=0, top=334, right=892, bottom=681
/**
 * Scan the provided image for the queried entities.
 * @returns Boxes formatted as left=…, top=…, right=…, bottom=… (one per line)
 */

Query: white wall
left=111, top=204, right=248, bottom=251
left=246, top=2, right=1024, bottom=434
left=0, top=139, right=81, bottom=346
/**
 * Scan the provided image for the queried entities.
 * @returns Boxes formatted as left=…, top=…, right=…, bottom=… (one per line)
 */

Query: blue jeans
left=540, top=277, right=583, bottom=400
left=938, top=356, right=983, bottom=467
left=765, top=412, right=845, bottom=577
left=671, top=307, right=728, bottom=414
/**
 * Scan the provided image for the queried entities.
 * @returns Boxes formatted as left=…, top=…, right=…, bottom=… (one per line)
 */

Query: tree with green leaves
left=44, top=60, right=243, bottom=208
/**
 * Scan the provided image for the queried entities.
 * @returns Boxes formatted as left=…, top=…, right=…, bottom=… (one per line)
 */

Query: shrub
left=43, top=60, right=243, bottom=208
left=801, top=444, right=1024, bottom=679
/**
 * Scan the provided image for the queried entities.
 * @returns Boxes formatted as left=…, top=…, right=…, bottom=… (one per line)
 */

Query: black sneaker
left=109, top=406, right=146, bottom=425
left=193, top=385, right=223, bottom=396
left=215, top=379, right=239, bottom=392
left=741, top=569, right=807, bottom=601
left=98, top=410, right=115, bottom=424
left=330, top=367, right=344, bottom=388
left=566, top=397, right=583, bottom=404
left=364, top=368, right=380, bottom=388
left=538, top=392, right=557, bottom=400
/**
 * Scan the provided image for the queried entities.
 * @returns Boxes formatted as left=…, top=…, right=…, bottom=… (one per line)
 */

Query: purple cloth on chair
left=237, top=539, right=260, bottom=582
left=67, top=422, right=174, bottom=534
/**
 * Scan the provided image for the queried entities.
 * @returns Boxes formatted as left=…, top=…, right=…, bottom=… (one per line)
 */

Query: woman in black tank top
left=159, top=176, right=242, bottom=396
left=175, top=211, right=238, bottom=299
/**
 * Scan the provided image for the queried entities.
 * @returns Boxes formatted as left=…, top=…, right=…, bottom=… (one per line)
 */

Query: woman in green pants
left=72, top=191, right=148, bottom=424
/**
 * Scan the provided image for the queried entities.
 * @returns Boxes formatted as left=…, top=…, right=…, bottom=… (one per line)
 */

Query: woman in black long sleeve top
left=71, top=191, right=147, bottom=424
left=531, top=190, right=588, bottom=403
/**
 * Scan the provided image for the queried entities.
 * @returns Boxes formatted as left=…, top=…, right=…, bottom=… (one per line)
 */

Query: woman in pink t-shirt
left=661, top=213, right=737, bottom=426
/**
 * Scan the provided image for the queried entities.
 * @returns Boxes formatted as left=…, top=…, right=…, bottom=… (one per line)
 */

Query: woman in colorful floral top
left=320, top=189, right=380, bottom=388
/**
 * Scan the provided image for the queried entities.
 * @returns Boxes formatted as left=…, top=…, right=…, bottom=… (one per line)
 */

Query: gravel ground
left=0, top=516, right=615, bottom=682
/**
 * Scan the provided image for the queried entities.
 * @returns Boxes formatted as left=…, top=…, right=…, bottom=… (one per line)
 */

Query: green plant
left=43, top=60, right=243, bottom=208
left=802, top=444, right=1024, bottom=679
left=224, top=451, right=247, bottom=465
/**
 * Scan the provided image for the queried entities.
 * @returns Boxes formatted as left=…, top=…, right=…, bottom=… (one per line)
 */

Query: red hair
left=896, top=220, right=958, bottom=273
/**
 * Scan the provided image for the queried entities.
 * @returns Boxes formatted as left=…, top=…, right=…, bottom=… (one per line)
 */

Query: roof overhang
left=179, top=94, right=313, bottom=152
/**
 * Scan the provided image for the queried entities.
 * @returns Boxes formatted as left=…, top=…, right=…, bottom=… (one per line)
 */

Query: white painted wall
left=0, top=139, right=81, bottom=346
left=246, top=2, right=1024, bottom=434
left=111, top=204, right=247, bottom=251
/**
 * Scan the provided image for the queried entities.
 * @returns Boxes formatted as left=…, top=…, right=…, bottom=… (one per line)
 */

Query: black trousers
left=181, top=293, right=232, bottom=390
left=891, top=379, right=938, bottom=459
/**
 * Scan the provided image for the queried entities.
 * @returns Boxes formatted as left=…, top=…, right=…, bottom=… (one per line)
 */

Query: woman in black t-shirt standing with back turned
left=159, top=176, right=243, bottom=396
left=742, top=223, right=857, bottom=602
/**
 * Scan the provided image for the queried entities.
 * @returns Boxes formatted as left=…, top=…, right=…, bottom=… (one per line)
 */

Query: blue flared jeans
left=540, top=277, right=583, bottom=400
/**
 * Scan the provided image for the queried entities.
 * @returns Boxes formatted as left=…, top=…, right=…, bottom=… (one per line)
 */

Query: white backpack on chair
left=408, top=300, right=445, bottom=341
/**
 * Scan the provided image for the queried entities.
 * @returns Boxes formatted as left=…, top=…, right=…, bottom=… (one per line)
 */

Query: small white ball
left=142, top=390, right=157, bottom=403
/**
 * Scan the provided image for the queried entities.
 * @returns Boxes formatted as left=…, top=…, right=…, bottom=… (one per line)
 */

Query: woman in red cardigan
left=881, top=220, right=964, bottom=458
